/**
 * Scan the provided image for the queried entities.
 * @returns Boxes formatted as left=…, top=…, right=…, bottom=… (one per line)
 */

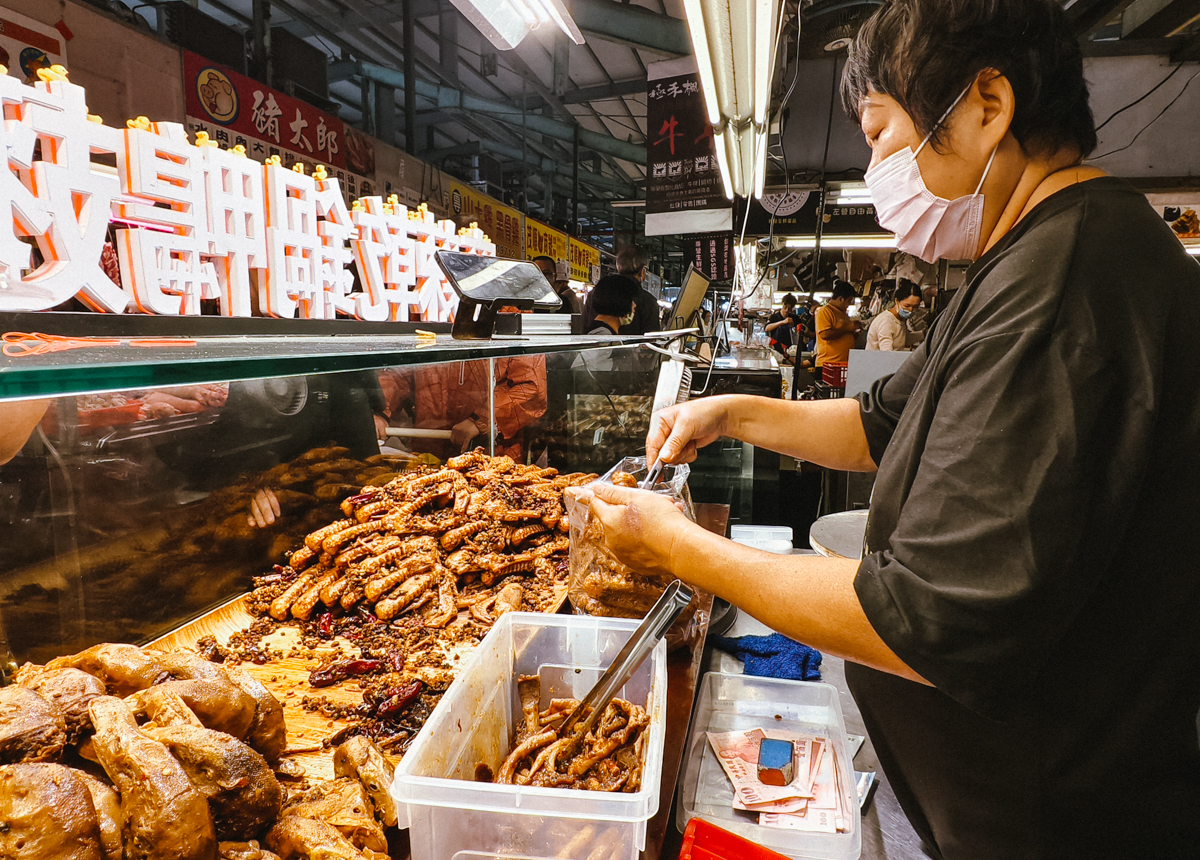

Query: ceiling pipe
left=330, top=59, right=647, bottom=165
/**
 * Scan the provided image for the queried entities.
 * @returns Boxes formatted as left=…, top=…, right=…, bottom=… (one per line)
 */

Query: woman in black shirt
left=567, top=1, right=1200, bottom=857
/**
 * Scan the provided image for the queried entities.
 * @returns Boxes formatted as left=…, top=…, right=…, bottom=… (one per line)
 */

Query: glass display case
left=0, top=318, right=670, bottom=666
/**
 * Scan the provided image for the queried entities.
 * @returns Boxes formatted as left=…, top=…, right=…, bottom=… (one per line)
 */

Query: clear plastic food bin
left=391, top=612, right=668, bottom=860
left=677, top=672, right=861, bottom=860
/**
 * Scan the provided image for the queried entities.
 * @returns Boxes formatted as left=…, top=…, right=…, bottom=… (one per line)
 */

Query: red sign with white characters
left=184, top=49, right=346, bottom=171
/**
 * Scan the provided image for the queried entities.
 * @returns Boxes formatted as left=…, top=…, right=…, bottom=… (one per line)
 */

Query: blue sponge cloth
left=712, top=633, right=822, bottom=682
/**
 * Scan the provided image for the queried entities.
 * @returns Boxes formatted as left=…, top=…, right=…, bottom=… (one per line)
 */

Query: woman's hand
left=566, top=483, right=697, bottom=579
left=646, top=396, right=733, bottom=465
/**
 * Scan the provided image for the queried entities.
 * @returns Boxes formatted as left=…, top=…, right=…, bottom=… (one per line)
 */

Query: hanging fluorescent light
left=785, top=234, right=898, bottom=250
left=831, top=182, right=874, bottom=206
left=682, top=0, right=782, bottom=199
left=451, top=0, right=584, bottom=51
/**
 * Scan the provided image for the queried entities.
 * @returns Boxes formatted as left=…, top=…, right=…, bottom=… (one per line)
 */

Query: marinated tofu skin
left=87, top=696, right=218, bottom=860
left=143, top=723, right=283, bottom=842
left=48, top=645, right=169, bottom=696
left=0, top=763, right=104, bottom=860
left=331, top=737, right=396, bottom=828
left=0, top=686, right=68, bottom=763
left=282, top=778, right=386, bottom=853
left=16, top=667, right=106, bottom=742
left=74, top=770, right=124, bottom=860
left=265, top=816, right=374, bottom=860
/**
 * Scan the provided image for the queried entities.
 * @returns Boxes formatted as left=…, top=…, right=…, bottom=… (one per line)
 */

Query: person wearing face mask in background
left=866, top=279, right=921, bottom=351
left=564, top=1, right=1200, bottom=857
left=586, top=274, right=640, bottom=335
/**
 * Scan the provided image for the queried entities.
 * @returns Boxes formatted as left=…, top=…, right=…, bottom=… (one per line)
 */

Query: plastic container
left=677, top=672, right=861, bottom=860
left=730, top=525, right=793, bottom=544
left=821, top=362, right=848, bottom=388
left=392, top=612, right=668, bottom=860
left=678, top=818, right=792, bottom=860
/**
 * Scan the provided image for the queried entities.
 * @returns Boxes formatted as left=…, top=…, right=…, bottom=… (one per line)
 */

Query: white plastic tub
left=391, top=612, right=668, bottom=860
left=678, top=672, right=861, bottom=860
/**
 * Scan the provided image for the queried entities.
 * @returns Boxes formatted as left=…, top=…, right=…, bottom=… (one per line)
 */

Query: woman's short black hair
left=841, top=0, right=1096, bottom=158
left=895, top=279, right=921, bottom=302
left=591, top=274, right=640, bottom=317
left=831, top=280, right=858, bottom=301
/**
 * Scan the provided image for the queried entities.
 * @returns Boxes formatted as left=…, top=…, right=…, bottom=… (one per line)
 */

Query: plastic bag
left=566, top=457, right=708, bottom=645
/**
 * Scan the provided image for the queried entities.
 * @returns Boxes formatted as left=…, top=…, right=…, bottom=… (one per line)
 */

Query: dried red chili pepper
left=308, top=658, right=383, bottom=688
left=375, top=680, right=422, bottom=721
left=317, top=612, right=335, bottom=639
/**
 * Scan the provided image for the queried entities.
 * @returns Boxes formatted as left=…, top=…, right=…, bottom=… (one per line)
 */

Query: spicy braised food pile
left=486, top=674, right=650, bottom=793
left=254, top=451, right=596, bottom=626
left=235, top=452, right=597, bottom=750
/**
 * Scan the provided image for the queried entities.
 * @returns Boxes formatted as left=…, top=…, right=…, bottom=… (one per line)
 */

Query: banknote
left=706, top=729, right=816, bottom=807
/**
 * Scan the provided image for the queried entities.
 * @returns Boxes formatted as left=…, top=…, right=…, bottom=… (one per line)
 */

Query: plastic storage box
left=677, top=672, right=861, bottom=860
left=391, top=612, right=668, bottom=860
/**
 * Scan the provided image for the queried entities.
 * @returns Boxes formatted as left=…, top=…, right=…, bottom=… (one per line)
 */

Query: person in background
left=587, top=274, right=640, bottom=335
left=585, top=245, right=662, bottom=334
left=533, top=255, right=580, bottom=316
left=815, top=280, right=863, bottom=367
left=377, top=359, right=547, bottom=461
left=867, top=279, right=921, bottom=351
left=765, top=293, right=799, bottom=360
left=0, top=400, right=49, bottom=465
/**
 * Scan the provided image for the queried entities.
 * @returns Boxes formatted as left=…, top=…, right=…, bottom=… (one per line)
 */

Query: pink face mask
left=864, top=86, right=999, bottom=263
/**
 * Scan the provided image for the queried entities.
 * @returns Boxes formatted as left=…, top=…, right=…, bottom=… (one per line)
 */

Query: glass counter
left=0, top=337, right=667, bottom=665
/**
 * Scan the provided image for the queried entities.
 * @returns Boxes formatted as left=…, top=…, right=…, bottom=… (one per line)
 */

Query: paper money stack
left=706, top=728, right=851, bottom=834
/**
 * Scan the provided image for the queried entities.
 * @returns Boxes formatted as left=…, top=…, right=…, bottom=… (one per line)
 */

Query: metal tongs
left=639, top=458, right=665, bottom=490
left=558, top=580, right=694, bottom=740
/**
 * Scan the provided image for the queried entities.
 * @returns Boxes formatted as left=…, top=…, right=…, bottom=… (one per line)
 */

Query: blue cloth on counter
left=713, top=633, right=822, bottom=682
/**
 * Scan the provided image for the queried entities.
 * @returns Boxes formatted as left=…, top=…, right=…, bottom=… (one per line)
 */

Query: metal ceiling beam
left=1065, top=0, right=1140, bottom=36
left=558, top=79, right=647, bottom=103
left=1081, top=35, right=1182, bottom=54
left=1122, top=0, right=1200, bottom=37
left=272, top=0, right=439, bottom=37
left=567, top=0, right=690, bottom=57
left=477, top=139, right=635, bottom=193
left=330, top=59, right=647, bottom=164
left=1173, top=30, right=1200, bottom=60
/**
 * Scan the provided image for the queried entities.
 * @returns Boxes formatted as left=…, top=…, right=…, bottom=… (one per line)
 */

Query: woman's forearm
left=722, top=395, right=877, bottom=471
left=668, top=524, right=926, bottom=684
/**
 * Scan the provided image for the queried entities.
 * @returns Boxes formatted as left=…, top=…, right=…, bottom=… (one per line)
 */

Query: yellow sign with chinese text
left=569, top=237, right=600, bottom=283
left=525, top=217, right=568, bottom=264
left=448, top=180, right=524, bottom=260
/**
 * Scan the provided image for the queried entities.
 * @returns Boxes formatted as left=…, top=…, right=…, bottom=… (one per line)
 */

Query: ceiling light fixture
left=610, top=199, right=647, bottom=208
left=681, top=0, right=782, bottom=199
left=785, top=234, right=897, bottom=250
left=451, top=0, right=584, bottom=51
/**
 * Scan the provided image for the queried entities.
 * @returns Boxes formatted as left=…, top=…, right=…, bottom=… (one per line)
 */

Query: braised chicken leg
left=88, top=696, right=218, bottom=860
